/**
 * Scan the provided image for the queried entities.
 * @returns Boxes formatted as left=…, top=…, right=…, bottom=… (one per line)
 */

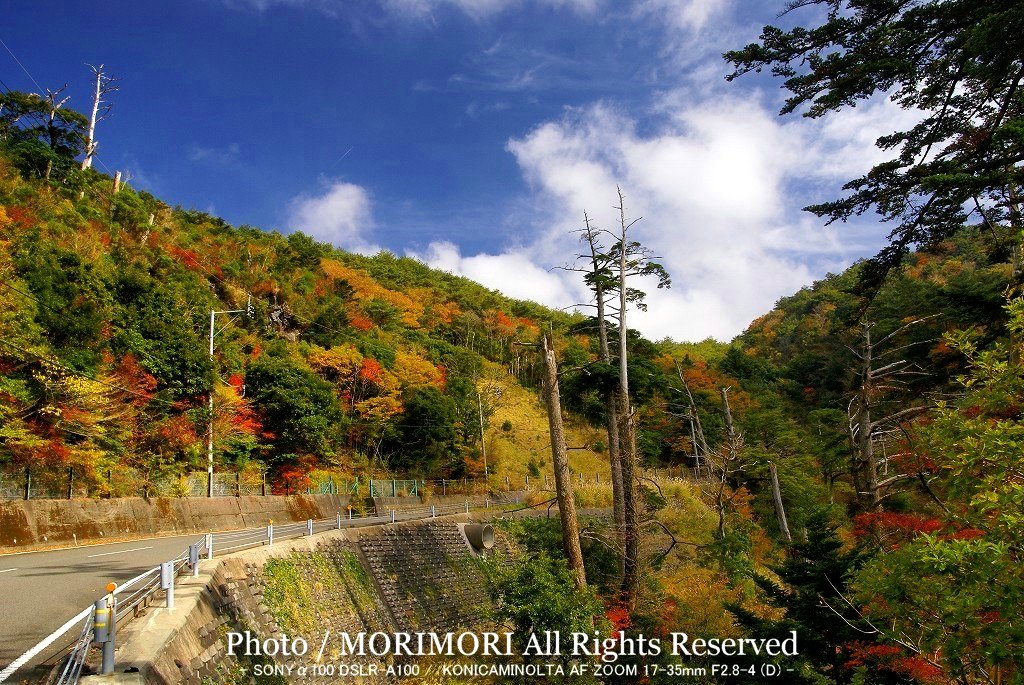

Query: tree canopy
left=726, top=0, right=1024, bottom=288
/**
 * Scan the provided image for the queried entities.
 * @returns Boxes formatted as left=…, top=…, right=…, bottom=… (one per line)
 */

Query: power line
left=0, top=338, right=177, bottom=407
left=0, top=35, right=45, bottom=94
left=0, top=54, right=118, bottom=178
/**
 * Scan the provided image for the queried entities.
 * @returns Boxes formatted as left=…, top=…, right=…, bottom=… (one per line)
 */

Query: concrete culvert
left=464, top=524, right=495, bottom=551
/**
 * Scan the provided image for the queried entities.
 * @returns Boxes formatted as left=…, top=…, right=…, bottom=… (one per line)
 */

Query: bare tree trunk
left=81, top=65, right=116, bottom=171
left=854, top=324, right=882, bottom=511
left=769, top=461, right=792, bottom=544
left=542, top=334, right=587, bottom=590
left=580, top=211, right=626, bottom=560
left=615, top=187, right=640, bottom=610
left=716, top=387, right=736, bottom=541
left=82, top=66, right=102, bottom=170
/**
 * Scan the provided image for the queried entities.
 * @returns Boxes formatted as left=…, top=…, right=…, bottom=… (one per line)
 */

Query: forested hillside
left=0, top=143, right=615, bottom=494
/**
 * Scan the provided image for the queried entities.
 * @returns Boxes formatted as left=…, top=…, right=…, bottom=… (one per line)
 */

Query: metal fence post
left=23, top=464, right=30, bottom=500
left=161, top=561, right=175, bottom=609
left=236, top=472, right=241, bottom=497
left=206, top=533, right=214, bottom=559
left=392, top=479, right=396, bottom=497
left=442, top=479, right=446, bottom=496
left=189, top=543, right=200, bottom=577
left=261, top=471, right=267, bottom=496
left=67, top=466, right=74, bottom=500
left=306, top=519, right=313, bottom=536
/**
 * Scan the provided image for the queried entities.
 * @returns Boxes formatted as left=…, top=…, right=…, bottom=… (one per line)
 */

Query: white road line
left=86, top=545, right=153, bottom=558
left=0, top=568, right=15, bottom=574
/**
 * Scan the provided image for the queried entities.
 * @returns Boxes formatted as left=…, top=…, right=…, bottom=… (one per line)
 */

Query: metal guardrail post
left=465, top=500, right=469, bottom=513
left=337, top=510, right=342, bottom=529
left=161, top=561, right=175, bottom=609
left=306, top=519, right=313, bottom=536
left=390, top=509, right=395, bottom=524
left=189, top=543, right=199, bottom=577
left=93, top=586, right=116, bottom=675
left=92, top=597, right=112, bottom=674
left=267, top=521, right=274, bottom=546
left=431, top=505, right=435, bottom=518
left=206, top=533, right=213, bottom=559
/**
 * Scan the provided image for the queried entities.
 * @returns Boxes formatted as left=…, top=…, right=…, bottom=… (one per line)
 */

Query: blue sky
left=2, top=0, right=910, bottom=341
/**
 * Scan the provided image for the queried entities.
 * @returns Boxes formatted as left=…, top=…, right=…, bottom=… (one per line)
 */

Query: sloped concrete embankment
left=0, top=494, right=351, bottom=550
left=92, top=516, right=509, bottom=684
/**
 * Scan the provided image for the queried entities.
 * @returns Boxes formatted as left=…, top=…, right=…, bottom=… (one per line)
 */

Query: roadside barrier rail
left=2, top=497, right=496, bottom=685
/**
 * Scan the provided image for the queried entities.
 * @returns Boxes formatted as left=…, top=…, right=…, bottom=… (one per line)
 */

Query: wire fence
left=0, top=466, right=361, bottom=501
left=0, top=462, right=710, bottom=502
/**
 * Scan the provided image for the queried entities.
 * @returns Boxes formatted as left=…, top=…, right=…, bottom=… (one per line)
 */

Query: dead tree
left=81, top=64, right=118, bottom=171
left=768, top=461, right=792, bottom=544
left=561, top=211, right=626, bottom=556
left=611, top=186, right=670, bottom=610
left=848, top=318, right=935, bottom=510
left=38, top=86, right=72, bottom=181
left=710, top=387, right=746, bottom=542
left=542, top=333, right=587, bottom=590
left=673, top=360, right=711, bottom=475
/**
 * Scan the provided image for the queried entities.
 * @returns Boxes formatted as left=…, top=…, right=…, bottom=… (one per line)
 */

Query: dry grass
left=480, top=362, right=611, bottom=491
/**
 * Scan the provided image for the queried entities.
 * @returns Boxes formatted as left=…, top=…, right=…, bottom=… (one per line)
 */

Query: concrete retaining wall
left=0, top=494, right=351, bottom=551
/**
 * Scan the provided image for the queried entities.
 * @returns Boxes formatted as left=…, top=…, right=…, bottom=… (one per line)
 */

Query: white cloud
left=287, top=180, right=379, bottom=255
left=423, top=88, right=903, bottom=343
left=413, top=241, right=577, bottom=307
left=634, top=0, right=730, bottom=33
left=188, top=142, right=241, bottom=165
left=226, top=0, right=600, bottom=20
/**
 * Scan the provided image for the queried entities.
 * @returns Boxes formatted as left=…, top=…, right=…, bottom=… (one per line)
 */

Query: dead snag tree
left=848, top=317, right=935, bottom=511
left=81, top=64, right=118, bottom=171
left=610, top=186, right=670, bottom=610
left=563, top=211, right=626, bottom=557
left=542, top=332, right=587, bottom=590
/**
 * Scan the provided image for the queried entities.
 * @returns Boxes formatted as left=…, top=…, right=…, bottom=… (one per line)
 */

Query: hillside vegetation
left=3, top=73, right=1023, bottom=682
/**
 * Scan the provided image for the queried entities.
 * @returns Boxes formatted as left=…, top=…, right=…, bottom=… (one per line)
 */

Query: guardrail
left=0, top=498, right=497, bottom=685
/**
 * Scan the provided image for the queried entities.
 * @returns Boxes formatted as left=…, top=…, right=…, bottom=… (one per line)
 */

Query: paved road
left=0, top=532, right=204, bottom=677
left=0, top=505, right=483, bottom=681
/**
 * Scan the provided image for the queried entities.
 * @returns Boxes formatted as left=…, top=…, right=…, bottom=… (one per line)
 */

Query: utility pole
left=81, top=64, right=117, bottom=171
left=206, top=297, right=254, bottom=497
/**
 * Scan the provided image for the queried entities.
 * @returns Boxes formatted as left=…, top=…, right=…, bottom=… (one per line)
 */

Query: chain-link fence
left=369, top=478, right=422, bottom=497
left=0, top=465, right=359, bottom=500
left=0, top=462, right=703, bottom=501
